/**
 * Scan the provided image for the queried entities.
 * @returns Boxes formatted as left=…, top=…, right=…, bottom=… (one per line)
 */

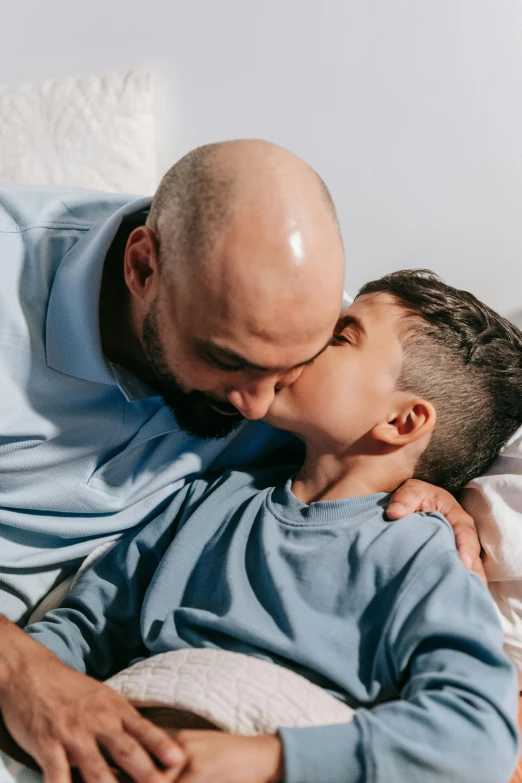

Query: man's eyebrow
left=199, top=338, right=331, bottom=373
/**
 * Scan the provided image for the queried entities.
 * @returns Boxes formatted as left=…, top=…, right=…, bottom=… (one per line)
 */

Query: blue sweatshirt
left=26, top=466, right=519, bottom=783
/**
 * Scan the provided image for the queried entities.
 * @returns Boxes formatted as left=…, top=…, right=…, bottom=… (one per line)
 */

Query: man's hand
left=0, top=617, right=185, bottom=783
left=165, top=730, right=283, bottom=783
left=387, top=479, right=486, bottom=584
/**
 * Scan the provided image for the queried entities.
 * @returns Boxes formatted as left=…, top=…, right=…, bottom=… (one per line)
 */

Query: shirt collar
left=108, top=361, right=159, bottom=402
left=45, top=195, right=152, bottom=389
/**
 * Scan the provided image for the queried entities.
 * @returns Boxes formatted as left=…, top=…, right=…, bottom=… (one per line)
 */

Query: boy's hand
left=0, top=619, right=186, bottom=783
left=387, top=479, right=487, bottom=584
left=167, top=730, right=284, bottom=783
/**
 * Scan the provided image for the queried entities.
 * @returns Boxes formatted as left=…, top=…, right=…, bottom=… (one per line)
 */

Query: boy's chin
left=263, top=410, right=288, bottom=429
left=263, top=397, right=297, bottom=430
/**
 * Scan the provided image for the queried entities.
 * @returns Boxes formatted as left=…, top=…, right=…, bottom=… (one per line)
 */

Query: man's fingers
left=99, top=729, right=170, bottom=783
left=125, top=714, right=186, bottom=769
left=454, top=526, right=488, bottom=584
left=470, top=556, right=488, bottom=585
left=0, top=717, right=38, bottom=769
left=387, top=479, right=487, bottom=577
left=68, top=741, right=119, bottom=783
left=38, top=743, right=72, bottom=783
left=387, top=479, right=429, bottom=518
left=452, top=519, right=482, bottom=560
left=386, top=500, right=407, bottom=519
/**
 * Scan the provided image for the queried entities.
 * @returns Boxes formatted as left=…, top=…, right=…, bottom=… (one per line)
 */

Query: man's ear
left=124, top=226, right=160, bottom=303
left=371, top=398, right=436, bottom=446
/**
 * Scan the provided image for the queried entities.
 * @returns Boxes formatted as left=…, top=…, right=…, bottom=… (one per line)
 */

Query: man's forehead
left=164, top=290, right=333, bottom=371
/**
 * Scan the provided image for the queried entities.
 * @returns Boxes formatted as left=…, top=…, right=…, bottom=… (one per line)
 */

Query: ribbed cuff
left=278, top=721, right=363, bottom=783
left=25, top=623, right=87, bottom=673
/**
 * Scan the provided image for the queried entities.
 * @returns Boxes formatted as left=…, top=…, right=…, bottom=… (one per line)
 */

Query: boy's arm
left=25, top=478, right=205, bottom=679
left=278, top=549, right=519, bottom=783
left=0, top=480, right=209, bottom=783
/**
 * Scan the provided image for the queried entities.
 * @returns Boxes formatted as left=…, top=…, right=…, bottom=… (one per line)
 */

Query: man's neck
left=98, top=217, right=158, bottom=387
left=291, top=446, right=411, bottom=505
left=100, top=281, right=155, bottom=384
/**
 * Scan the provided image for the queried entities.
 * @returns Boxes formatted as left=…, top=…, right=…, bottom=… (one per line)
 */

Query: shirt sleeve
left=24, top=477, right=210, bottom=679
left=279, top=550, right=520, bottom=783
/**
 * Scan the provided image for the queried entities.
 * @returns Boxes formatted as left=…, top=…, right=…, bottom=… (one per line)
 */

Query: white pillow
left=0, top=70, right=156, bottom=194
left=106, top=648, right=354, bottom=735
left=462, top=424, right=522, bottom=680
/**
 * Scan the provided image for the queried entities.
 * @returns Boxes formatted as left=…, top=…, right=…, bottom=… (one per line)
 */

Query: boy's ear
left=371, top=398, right=436, bottom=446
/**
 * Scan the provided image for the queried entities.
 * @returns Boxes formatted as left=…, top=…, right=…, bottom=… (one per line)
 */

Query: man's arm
left=387, top=479, right=486, bottom=581
left=0, top=478, right=208, bottom=783
left=0, top=619, right=185, bottom=783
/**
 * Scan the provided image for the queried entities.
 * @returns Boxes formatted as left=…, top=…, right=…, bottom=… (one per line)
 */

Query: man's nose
left=226, top=379, right=277, bottom=420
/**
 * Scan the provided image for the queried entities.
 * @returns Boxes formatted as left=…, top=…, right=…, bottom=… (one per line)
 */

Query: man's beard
left=141, top=306, right=245, bottom=440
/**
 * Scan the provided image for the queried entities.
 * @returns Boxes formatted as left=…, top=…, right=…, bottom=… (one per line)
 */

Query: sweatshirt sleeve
left=279, top=550, right=520, bottom=783
left=24, top=477, right=209, bottom=679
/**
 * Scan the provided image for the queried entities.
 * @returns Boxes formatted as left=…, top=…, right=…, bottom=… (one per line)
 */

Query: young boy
left=24, top=270, right=522, bottom=783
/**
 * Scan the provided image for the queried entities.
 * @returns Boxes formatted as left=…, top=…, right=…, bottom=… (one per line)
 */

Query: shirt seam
left=264, top=490, right=374, bottom=529
left=0, top=222, right=94, bottom=234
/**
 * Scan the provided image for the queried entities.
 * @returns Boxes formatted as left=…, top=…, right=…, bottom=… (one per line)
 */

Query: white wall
left=1, top=0, right=521, bottom=316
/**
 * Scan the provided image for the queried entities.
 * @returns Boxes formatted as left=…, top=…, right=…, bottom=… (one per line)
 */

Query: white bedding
left=0, top=69, right=156, bottom=194
left=462, top=423, right=522, bottom=679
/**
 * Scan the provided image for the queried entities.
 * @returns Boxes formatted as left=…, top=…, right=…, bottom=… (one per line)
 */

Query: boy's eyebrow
left=337, top=313, right=367, bottom=340
left=198, top=339, right=332, bottom=373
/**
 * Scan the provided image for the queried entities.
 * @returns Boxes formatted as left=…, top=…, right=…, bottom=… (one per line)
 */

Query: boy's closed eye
left=331, top=331, right=354, bottom=346
left=331, top=314, right=366, bottom=347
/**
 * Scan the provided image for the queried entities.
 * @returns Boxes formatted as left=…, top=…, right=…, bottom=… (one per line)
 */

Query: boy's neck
left=291, top=447, right=411, bottom=505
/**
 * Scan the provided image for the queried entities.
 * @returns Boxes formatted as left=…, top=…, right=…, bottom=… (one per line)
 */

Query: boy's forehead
left=344, top=292, right=405, bottom=332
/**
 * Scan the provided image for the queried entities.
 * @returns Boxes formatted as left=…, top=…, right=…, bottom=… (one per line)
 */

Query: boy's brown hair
left=358, top=270, right=522, bottom=493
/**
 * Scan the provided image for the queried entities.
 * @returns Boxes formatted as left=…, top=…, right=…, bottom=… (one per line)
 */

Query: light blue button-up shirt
left=0, top=182, right=285, bottom=622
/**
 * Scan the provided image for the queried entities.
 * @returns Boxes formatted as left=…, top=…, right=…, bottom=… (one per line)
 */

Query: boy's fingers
left=125, top=715, right=186, bottom=768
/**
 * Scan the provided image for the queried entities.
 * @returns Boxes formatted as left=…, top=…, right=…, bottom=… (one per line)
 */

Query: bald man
left=0, top=141, right=481, bottom=781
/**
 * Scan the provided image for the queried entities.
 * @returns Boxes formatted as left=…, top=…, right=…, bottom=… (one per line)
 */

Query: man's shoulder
left=0, top=182, right=144, bottom=233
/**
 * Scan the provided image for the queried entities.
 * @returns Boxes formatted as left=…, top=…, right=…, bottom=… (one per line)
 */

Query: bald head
left=126, top=139, right=345, bottom=433
left=147, top=139, right=342, bottom=279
